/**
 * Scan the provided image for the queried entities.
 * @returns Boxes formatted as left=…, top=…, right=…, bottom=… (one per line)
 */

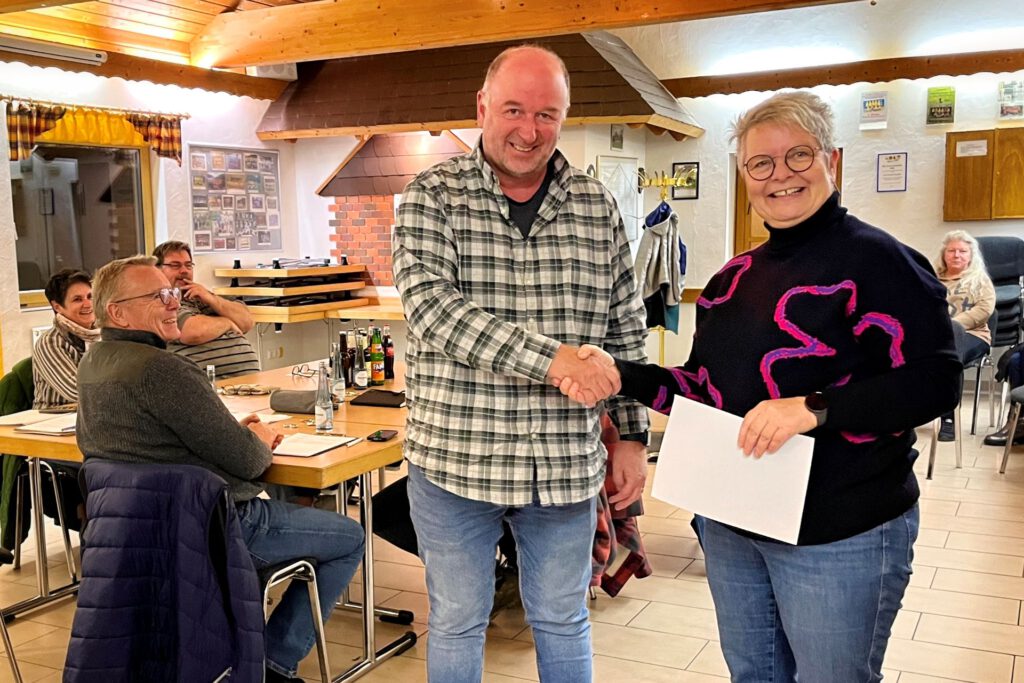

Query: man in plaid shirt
left=393, top=45, right=649, bottom=682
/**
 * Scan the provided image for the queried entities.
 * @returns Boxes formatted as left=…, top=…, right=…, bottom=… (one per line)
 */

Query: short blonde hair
left=731, top=91, right=836, bottom=162
left=92, top=255, right=157, bottom=327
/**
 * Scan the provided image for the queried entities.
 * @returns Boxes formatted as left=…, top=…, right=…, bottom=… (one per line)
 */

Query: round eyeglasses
left=112, top=287, right=181, bottom=306
left=743, top=145, right=820, bottom=181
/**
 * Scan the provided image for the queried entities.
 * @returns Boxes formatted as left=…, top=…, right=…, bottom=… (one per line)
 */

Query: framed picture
left=187, top=144, right=282, bottom=252
left=671, top=162, right=699, bottom=200
left=597, top=155, right=640, bottom=242
left=876, top=152, right=908, bottom=192
left=609, top=123, right=624, bottom=151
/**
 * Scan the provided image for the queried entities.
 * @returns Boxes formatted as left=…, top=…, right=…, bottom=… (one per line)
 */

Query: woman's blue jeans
left=701, top=504, right=919, bottom=682
left=236, top=497, right=365, bottom=676
left=407, top=463, right=597, bottom=683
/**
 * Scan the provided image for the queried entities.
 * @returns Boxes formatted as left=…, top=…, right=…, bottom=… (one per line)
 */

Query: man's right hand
left=246, top=420, right=282, bottom=451
left=547, top=344, right=620, bottom=407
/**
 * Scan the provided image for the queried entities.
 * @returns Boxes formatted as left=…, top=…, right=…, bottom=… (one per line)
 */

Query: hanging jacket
left=64, top=460, right=264, bottom=683
left=634, top=209, right=683, bottom=306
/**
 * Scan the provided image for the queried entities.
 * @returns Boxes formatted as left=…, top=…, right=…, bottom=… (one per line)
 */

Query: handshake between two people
left=546, top=344, right=619, bottom=408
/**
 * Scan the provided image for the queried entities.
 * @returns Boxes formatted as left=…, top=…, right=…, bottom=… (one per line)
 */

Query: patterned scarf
left=54, top=313, right=101, bottom=352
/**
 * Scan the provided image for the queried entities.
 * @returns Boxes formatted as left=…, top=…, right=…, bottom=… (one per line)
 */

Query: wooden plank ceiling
left=0, top=0, right=856, bottom=69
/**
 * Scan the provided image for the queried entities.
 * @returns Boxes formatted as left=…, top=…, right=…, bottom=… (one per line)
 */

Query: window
left=11, top=143, right=152, bottom=306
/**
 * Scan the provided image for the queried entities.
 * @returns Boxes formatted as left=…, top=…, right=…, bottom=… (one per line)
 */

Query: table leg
left=332, top=471, right=416, bottom=682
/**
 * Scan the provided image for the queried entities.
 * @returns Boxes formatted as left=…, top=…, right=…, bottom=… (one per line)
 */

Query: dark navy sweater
left=618, top=193, right=961, bottom=545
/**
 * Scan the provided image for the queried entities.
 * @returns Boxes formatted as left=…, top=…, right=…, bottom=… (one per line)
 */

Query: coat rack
left=638, top=167, right=690, bottom=201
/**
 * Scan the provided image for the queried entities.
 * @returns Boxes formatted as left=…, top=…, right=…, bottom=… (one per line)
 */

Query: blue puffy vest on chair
left=64, top=460, right=265, bottom=682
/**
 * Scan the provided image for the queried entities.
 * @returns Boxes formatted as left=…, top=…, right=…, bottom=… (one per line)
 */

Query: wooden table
left=0, top=365, right=416, bottom=682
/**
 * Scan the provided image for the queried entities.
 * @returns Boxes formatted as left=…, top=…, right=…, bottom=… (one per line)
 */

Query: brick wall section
left=329, top=194, right=394, bottom=286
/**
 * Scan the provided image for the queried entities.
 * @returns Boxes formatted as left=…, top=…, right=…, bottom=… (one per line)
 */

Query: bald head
left=481, top=45, right=571, bottom=106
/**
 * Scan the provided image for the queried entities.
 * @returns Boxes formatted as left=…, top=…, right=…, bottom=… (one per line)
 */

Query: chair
left=977, top=236, right=1024, bottom=416
left=0, top=548, right=23, bottom=682
left=258, top=559, right=330, bottom=683
left=0, top=358, right=79, bottom=584
left=967, top=313, right=998, bottom=435
left=1000, top=386, right=1024, bottom=474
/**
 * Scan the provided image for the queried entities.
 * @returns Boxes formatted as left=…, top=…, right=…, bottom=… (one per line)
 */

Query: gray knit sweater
left=77, top=327, right=271, bottom=502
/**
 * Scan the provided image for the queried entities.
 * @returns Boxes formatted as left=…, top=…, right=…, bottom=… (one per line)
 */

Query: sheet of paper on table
left=13, top=412, right=77, bottom=435
left=0, top=409, right=50, bottom=426
left=273, top=433, right=359, bottom=457
left=651, top=396, right=814, bottom=544
left=230, top=412, right=291, bottom=424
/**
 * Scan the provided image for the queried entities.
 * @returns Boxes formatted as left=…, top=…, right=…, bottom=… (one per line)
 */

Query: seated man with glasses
left=77, top=255, right=365, bottom=683
left=153, top=240, right=259, bottom=379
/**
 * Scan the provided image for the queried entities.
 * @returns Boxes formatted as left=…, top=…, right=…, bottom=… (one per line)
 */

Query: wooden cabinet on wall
left=944, top=128, right=1024, bottom=221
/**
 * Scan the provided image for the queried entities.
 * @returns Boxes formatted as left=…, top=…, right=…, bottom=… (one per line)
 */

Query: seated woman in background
left=934, top=230, right=995, bottom=440
left=33, top=269, right=100, bottom=409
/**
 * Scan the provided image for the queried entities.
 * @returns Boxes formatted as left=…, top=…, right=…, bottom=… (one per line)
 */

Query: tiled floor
left=2, top=411, right=1024, bottom=682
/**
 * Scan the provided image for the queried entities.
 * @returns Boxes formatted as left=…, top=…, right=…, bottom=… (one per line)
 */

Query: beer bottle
left=383, top=324, right=395, bottom=380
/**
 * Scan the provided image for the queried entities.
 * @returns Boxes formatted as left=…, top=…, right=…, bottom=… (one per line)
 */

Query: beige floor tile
left=481, top=635, right=540, bottom=681
left=893, top=610, right=921, bottom=640
left=352, top=654, right=428, bottom=682
left=6, top=628, right=69, bottom=669
left=897, top=673, right=972, bottom=682
left=687, top=640, right=730, bottom=678
left=966, top=478, right=1024, bottom=495
left=615, top=575, right=715, bottom=610
left=590, top=621, right=705, bottom=669
left=368, top=560, right=427, bottom=594
left=946, top=532, right=1024, bottom=558
left=911, top=565, right=938, bottom=589
left=3, top=620, right=58, bottom=648
left=372, top=538, right=423, bottom=567
left=296, top=639, right=364, bottom=680
left=646, top=552, right=693, bottom=578
left=0, top=656, right=61, bottom=683
left=920, top=499, right=963, bottom=517
left=920, top=484, right=1024, bottom=509
left=379, top=589, right=430, bottom=625
left=587, top=595, right=649, bottom=626
left=902, top=586, right=1020, bottom=624
left=884, top=636, right=1013, bottom=683
left=593, top=653, right=727, bottom=682
left=931, top=568, right=1024, bottom=600
left=922, top=513, right=1024, bottom=540
left=641, top=533, right=702, bottom=559
left=626, top=601, right=719, bottom=641
left=914, top=613, right=1024, bottom=657
left=958, top=502, right=1024, bottom=523
left=640, top=515, right=701, bottom=538
left=642, top=497, right=682, bottom=519
left=913, top=546, right=1024, bottom=576
left=917, top=528, right=952, bottom=548
left=20, top=600, right=76, bottom=630
left=490, top=607, right=531, bottom=641
left=1014, top=656, right=1024, bottom=683
left=679, top=559, right=707, bottom=581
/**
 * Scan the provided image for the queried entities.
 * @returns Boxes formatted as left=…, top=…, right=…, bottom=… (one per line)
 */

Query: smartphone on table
left=367, top=429, right=398, bottom=442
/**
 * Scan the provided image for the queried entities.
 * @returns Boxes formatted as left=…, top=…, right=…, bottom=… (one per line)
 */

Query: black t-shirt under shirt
left=506, top=160, right=555, bottom=238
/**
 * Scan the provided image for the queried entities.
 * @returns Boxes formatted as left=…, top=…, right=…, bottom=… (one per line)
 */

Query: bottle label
left=332, top=379, right=346, bottom=402
left=315, top=404, right=333, bottom=432
left=354, top=369, right=369, bottom=389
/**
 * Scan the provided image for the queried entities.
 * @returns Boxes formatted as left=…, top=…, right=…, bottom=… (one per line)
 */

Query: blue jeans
left=701, top=505, right=919, bottom=683
left=236, top=497, right=365, bottom=676
left=407, top=463, right=596, bottom=683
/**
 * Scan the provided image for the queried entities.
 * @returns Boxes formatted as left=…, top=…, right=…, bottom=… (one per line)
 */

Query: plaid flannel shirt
left=393, top=145, right=649, bottom=506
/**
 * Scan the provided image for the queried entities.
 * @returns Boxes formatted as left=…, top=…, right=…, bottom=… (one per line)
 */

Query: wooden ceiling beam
left=0, top=46, right=287, bottom=98
left=662, top=48, right=1024, bottom=98
left=190, top=0, right=860, bottom=69
left=0, top=0, right=85, bottom=13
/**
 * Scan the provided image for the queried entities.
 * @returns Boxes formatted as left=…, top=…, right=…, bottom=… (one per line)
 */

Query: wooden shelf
left=326, top=302, right=405, bottom=321
left=249, top=298, right=372, bottom=323
left=214, top=281, right=365, bottom=297
left=214, top=265, right=366, bottom=278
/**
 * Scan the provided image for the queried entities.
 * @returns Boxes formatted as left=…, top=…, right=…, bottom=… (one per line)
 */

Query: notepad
left=0, top=409, right=51, bottom=427
left=349, top=389, right=406, bottom=408
left=273, top=433, right=358, bottom=457
left=230, top=412, right=291, bottom=424
left=14, top=413, right=77, bottom=435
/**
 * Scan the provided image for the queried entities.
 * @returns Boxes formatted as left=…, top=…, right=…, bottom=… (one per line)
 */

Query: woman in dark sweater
left=561, top=91, right=960, bottom=682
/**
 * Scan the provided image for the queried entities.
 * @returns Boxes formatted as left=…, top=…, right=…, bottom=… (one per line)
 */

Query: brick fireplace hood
left=256, top=31, right=703, bottom=142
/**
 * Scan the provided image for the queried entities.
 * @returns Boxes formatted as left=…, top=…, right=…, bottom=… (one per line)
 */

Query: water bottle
left=206, top=364, right=217, bottom=391
left=315, top=361, right=334, bottom=433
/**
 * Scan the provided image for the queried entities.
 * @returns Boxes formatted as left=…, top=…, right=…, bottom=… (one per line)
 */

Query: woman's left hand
left=737, top=397, right=818, bottom=458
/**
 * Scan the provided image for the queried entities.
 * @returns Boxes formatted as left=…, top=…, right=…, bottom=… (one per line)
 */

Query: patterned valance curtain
left=6, top=102, right=66, bottom=161
left=3, top=99, right=184, bottom=164
left=125, top=113, right=183, bottom=164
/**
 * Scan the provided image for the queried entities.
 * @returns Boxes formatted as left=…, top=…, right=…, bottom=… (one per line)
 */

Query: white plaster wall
left=615, top=0, right=1024, bottom=79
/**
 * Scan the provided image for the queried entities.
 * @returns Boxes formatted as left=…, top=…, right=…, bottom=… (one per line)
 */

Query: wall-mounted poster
left=998, top=80, right=1024, bottom=119
left=876, top=152, right=908, bottom=192
left=187, top=144, right=282, bottom=252
left=860, top=91, right=888, bottom=130
left=926, top=86, right=956, bottom=124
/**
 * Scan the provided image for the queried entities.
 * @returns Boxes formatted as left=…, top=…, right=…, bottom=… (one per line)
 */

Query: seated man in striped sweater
left=153, top=240, right=259, bottom=379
